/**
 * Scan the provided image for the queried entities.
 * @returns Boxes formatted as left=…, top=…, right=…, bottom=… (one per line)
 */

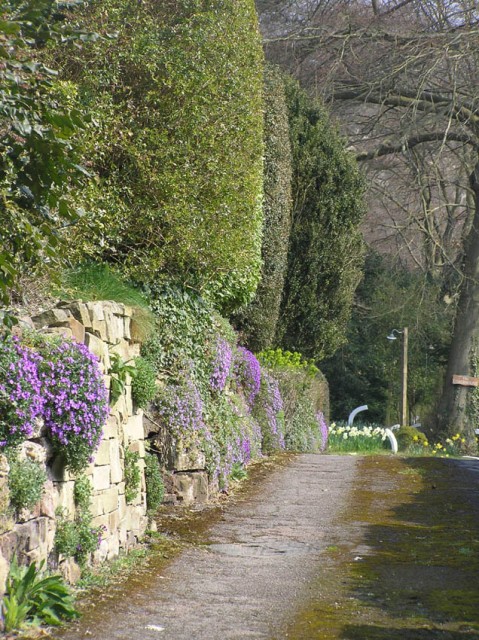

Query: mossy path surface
left=52, top=455, right=479, bottom=639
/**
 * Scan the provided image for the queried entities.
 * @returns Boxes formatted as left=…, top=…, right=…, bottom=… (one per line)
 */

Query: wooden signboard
left=452, top=374, right=479, bottom=387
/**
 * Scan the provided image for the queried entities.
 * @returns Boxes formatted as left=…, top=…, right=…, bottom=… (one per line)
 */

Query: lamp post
left=387, top=327, right=408, bottom=427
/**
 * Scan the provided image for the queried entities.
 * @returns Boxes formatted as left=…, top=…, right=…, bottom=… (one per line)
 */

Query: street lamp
left=387, top=327, right=409, bottom=427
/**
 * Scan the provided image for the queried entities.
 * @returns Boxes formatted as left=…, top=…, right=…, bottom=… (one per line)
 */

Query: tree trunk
left=435, top=159, right=479, bottom=449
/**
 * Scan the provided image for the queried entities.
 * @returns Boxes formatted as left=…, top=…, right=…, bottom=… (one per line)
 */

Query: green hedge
left=277, top=77, right=366, bottom=360
left=233, top=65, right=292, bottom=350
left=56, top=0, right=264, bottom=314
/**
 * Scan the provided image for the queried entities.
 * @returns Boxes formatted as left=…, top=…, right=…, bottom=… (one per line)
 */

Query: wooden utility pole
left=401, top=327, right=408, bottom=427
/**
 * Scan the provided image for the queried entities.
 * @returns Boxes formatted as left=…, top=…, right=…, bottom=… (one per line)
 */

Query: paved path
left=54, top=454, right=479, bottom=640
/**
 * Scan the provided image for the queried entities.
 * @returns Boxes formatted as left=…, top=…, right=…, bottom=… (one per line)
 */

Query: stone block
left=32, top=308, right=71, bottom=328
left=101, top=486, right=119, bottom=514
left=91, top=493, right=104, bottom=518
left=106, top=313, right=124, bottom=345
left=68, top=317, right=86, bottom=344
left=41, top=327, right=73, bottom=340
left=109, top=510, right=120, bottom=533
left=104, top=414, right=120, bottom=439
left=124, top=413, right=144, bottom=444
left=171, top=471, right=209, bottom=505
left=39, top=479, right=55, bottom=519
left=54, top=481, right=75, bottom=517
left=129, top=439, right=145, bottom=459
left=109, top=439, right=122, bottom=484
left=125, top=386, right=133, bottom=416
left=85, top=332, right=111, bottom=370
left=0, top=455, right=9, bottom=515
left=20, top=440, right=47, bottom=465
left=91, top=513, right=109, bottom=531
left=107, top=535, right=120, bottom=560
left=59, top=558, right=82, bottom=584
left=173, top=448, right=206, bottom=472
left=124, top=316, right=131, bottom=340
left=68, top=301, right=92, bottom=330
left=94, top=539, right=109, bottom=564
left=0, top=551, right=9, bottom=600
left=87, top=302, right=105, bottom=322
left=93, top=439, right=111, bottom=466
left=92, top=465, right=110, bottom=492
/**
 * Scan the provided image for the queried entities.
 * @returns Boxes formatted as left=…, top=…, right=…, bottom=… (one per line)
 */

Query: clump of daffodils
left=328, top=422, right=388, bottom=453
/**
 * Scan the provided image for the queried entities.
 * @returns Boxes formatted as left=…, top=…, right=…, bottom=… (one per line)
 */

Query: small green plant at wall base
left=7, top=457, right=47, bottom=515
left=124, top=448, right=141, bottom=504
left=2, top=556, right=79, bottom=632
left=144, top=451, right=164, bottom=513
left=131, top=357, right=157, bottom=409
left=230, top=462, right=248, bottom=482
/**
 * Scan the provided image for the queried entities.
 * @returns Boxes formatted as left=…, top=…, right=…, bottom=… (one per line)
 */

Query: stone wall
left=0, top=300, right=148, bottom=597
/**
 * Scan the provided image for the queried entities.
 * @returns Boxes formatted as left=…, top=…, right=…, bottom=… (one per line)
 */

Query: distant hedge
left=57, top=0, right=264, bottom=314
left=233, top=65, right=292, bottom=351
left=277, top=78, right=365, bottom=361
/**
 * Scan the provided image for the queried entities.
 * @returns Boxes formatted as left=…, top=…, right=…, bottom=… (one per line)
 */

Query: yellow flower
left=413, top=435, right=418, bottom=442
left=432, top=450, right=436, bottom=455
left=461, top=438, right=466, bottom=444
left=436, top=443, right=443, bottom=449
left=423, top=441, right=429, bottom=447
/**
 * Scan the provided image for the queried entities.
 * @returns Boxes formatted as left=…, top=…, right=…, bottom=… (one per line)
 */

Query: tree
left=0, top=0, right=89, bottom=314
left=258, top=0, right=479, bottom=445
left=232, top=65, right=293, bottom=352
left=276, top=77, right=365, bottom=361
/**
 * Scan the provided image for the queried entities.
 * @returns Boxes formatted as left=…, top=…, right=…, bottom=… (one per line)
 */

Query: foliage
left=321, top=251, right=453, bottom=425
left=0, top=0, right=90, bottom=311
left=142, top=285, right=218, bottom=387
left=0, top=334, right=43, bottom=450
left=1, top=556, right=79, bottom=633
left=124, top=448, right=141, bottom=504
left=285, top=394, right=321, bottom=452
left=7, top=456, right=46, bottom=515
left=144, top=451, right=164, bottom=513
left=131, top=357, right=157, bottom=409
left=258, top=348, right=318, bottom=377
left=276, top=76, right=366, bottom=360
left=252, top=370, right=285, bottom=454
left=155, top=379, right=206, bottom=451
left=55, top=475, right=101, bottom=566
left=108, top=353, right=136, bottom=406
left=328, top=422, right=389, bottom=454
left=56, top=0, right=264, bottom=313
left=232, top=64, right=292, bottom=350
left=229, top=462, right=248, bottom=482
left=32, top=334, right=109, bottom=473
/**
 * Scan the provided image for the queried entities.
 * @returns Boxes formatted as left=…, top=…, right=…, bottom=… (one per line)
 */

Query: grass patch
left=53, top=263, right=155, bottom=340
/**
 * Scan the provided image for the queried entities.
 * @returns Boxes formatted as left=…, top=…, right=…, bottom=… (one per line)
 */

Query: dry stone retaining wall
left=0, top=300, right=149, bottom=596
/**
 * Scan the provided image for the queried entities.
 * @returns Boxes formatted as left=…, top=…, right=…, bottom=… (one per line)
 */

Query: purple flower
left=209, top=338, right=233, bottom=392
left=317, top=411, right=329, bottom=452
left=233, top=347, right=261, bottom=409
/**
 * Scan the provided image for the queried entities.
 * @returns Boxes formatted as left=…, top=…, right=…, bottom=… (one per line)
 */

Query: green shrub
left=124, top=448, right=141, bottom=504
left=258, top=348, right=318, bottom=376
left=132, top=358, right=157, bottom=409
left=57, top=0, right=264, bottom=313
left=2, top=556, right=79, bottom=632
left=55, top=475, right=100, bottom=566
left=277, top=77, right=366, bottom=360
left=144, top=451, right=164, bottom=513
left=396, top=426, right=428, bottom=451
left=232, top=65, right=292, bottom=350
left=8, top=457, right=47, bottom=515
left=108, top=353, right=136, bottom=406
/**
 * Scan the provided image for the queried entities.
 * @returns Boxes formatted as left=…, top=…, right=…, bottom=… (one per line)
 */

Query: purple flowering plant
left=209, top=337, right=233, bottom=393
left=233, top=347, right=261, bottom=409
left=253, top=370, right=285, bottom=454
left=0, top=334, right=44, bottom=449
left=36, top=338, right=109, bottom=472
left=317, top=411, right=329, bottom=452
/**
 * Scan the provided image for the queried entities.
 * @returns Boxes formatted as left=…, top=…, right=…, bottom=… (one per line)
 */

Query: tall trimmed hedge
left=233, top=65, right=292, bottom=351
left=276, top=78, right=366, bottom=361
left=57, top=0, right=264, bottom=314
